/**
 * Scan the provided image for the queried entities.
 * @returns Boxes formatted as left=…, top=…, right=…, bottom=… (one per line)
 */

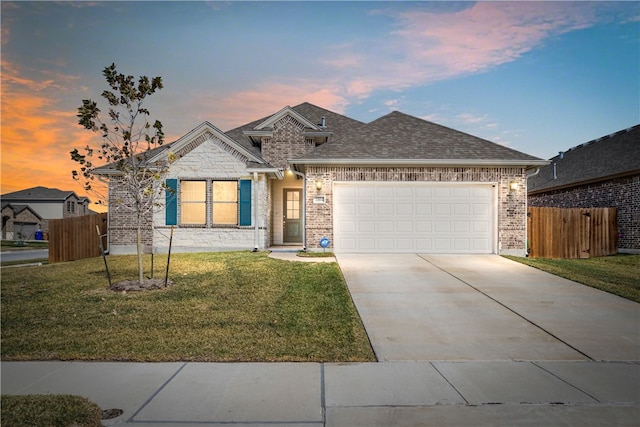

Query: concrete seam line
left=430, top=362, right=469, bottom=405
left=531, top=362, right=602, bottom=403
left=417, top=255, right=595, bottom=362
left=128, top=362, right=188, bottom=422
left=320, top=363, right=326, bottom=426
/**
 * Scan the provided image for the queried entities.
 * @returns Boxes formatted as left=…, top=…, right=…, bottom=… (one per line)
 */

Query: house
left=100, top=102, right=548, bottom=255
left=528, top=124, right=640, bottom=253
left=1, top=203, right=42, bottom=240
left=1, top=186, right=91, bottom=238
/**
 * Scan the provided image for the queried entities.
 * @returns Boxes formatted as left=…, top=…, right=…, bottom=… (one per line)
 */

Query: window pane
left=182, top=204, right=206, bottom=224
left=182, top=181, right=206, bottom=202
left=181, top=181, right=206, bottom=224
left=213, top=181, right=237, bottom=202
left=213, top=204, right=238, bottom=224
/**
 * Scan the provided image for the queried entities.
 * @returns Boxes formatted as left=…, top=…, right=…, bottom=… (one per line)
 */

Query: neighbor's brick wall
left=1, top=206, right=43, bottom=239
left=528, top=174, right=639, bottom=251
left=305, top=166, right=527, bottom=253
left=261, top=116, right=315, bottom=169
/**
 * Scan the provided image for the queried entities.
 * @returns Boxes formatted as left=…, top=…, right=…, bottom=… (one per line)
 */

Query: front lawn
left=1, top=251, right=375, bottom=362
left=0, top=395, right=103, bottom=427
left=504, top=254, right=640, bottom=303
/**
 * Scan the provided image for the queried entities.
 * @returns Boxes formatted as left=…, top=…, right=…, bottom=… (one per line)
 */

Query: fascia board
left=290, top=158, right=551, bottom=167
left=254, top=106, right=320, bottom=131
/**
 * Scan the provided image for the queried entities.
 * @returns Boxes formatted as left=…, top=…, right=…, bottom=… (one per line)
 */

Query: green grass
left=0, top=395, right=102, bottom=427
left=1, top=251, right=375, bottom=362
left=1, top=240, right=49, bottom=251
left=504, top=254, right=640, bottom=303
left=297, top=251, right=335, bottom=257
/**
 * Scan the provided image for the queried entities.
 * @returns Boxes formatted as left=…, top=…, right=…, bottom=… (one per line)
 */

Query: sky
left=1, top=1, right=639, bottom=209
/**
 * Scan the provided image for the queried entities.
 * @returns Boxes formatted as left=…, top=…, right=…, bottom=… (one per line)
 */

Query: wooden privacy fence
left=48, top=213, right=108, bottom=263
left=527, top=207, right=617, bottom=259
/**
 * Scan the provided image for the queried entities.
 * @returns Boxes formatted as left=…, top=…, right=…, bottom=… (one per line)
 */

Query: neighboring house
left=528, top=124, right=640, bottom=253
left=1, top=186, right=91, bottom=237
left=98, top=102, right=548, bottom=255
left=1, top=203, right=42, bottom=240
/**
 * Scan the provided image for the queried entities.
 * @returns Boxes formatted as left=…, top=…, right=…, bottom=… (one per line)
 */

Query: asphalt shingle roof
left=528, top=124, right=640, bottom=193
left=223, top=102, right=365, bottom=158
left=1, top=186, right=77, bottom=201
left=294, top=111, right=543, bottom=163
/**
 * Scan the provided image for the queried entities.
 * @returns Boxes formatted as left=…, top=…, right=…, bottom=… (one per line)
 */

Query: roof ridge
left=562, top=123, right=640, bottom=155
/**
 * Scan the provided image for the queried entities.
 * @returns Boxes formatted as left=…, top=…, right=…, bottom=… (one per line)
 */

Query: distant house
left=528, top=124, right=640, bottom=253
left=97, top=102, right=547, bottom=256
left=1, top=186, right=91, bottom=238
left=1, top=203, right=42, bottom=240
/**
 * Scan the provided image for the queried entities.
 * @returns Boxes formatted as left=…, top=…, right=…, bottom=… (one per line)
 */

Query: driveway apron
left=337, top=254, right=640, bottom=362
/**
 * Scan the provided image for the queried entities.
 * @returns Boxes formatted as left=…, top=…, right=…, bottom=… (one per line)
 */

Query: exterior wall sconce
left=315, top=179, right=323, bottom=191
left=509, top=181, right=519, bottom=192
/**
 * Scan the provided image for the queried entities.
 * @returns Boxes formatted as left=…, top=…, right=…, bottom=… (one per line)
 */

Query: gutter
left=289, top=158, right=551, bottom=167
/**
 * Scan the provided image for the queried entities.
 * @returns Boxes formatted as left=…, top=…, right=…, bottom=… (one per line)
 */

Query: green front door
left=283, top=189, right=302, bottom=243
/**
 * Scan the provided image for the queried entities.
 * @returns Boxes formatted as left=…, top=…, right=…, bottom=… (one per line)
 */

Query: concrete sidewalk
left=2, top=360, right=639, bottom=426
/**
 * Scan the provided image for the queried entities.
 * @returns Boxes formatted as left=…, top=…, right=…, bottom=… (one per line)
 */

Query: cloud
left=191, top=80, right=350, bottom=130
left=318, top=2, right=609, bottom=100
left=1, top=60, right=96, bottom=197
left=456, top=113, right=489, bottom=125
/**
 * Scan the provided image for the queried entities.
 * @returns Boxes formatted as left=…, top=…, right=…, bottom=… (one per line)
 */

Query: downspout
left=525, top=167, right=541, bottom=179
left=253, top=172, right=259, bottom=252
left=289, top=168, right=307, bottom=251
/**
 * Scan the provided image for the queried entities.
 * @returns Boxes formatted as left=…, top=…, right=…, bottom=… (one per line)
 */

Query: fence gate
left=527, top=207, right=617, bottom=259
left=48, top=213, right=108, bottom=263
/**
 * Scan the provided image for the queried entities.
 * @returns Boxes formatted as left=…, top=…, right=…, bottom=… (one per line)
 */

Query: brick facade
left=305, top=166, right=527, bottom=254
left=1, top=205, right=42, bottom=240
left=261, top=116, right=315, bottom=169
left=528, top=174, right=639, bottom=251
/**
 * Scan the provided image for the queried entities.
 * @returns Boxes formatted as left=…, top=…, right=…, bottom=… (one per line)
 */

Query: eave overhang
left=290, top=158, right=551, bottom=168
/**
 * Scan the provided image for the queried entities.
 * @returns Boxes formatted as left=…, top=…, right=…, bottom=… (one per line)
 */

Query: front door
left=283, top=189, right=302, bottom=243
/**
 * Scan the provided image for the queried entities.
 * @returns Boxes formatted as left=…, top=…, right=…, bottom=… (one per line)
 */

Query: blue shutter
left=239, top=179, right=252, bottom=226
left=165, top=179, right=178, bottom=225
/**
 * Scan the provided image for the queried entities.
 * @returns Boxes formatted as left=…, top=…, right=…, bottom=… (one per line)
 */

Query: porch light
left=315, top=179, right=323, bottom=191
left=509, top=181, right=519, bottom=192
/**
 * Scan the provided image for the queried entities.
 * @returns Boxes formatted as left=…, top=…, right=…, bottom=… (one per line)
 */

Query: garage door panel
left=435, top=204, right=451, bottom=215
left=396, top=221, right=413, bottom=233
left=394, top=203, right=411, bottom=215
left=358, top=203, right=375, bottom=215
left=334, top=183, right=494, bottom=254
left=453, top=204, right=470, bottom=215
left=377, top=221, right=394, bottom=233
left=377, top=203, right=394, bottom=215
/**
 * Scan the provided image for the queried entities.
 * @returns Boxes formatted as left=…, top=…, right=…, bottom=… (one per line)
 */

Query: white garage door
left=333, top=182, right=495, bottom=253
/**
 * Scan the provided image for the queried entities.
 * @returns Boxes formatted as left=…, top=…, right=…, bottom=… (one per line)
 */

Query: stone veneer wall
left=261, top=116, right=315, bottom=169
left=305, top=166, right=527, bottom=254
left=528, top=174, right=639, bottom=251
left=108, top=134, right=270, bottom=254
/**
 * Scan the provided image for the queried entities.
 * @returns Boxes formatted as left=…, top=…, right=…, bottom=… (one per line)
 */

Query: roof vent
left=558, top=151, right=564, bottom=159
left=320, top=116, right=326, bottom=128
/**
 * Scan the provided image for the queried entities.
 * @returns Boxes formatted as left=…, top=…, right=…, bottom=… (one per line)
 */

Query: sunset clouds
left=1, top=1, right=637, bottom=201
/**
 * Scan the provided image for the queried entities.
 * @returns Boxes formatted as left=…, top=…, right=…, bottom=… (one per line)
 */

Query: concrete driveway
left=337, top=254, right=640, bottom=362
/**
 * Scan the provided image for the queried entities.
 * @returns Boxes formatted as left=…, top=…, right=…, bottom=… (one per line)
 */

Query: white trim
left=254, top=106, right=320, bottom=131
left=150, top=121, right=265, bottom=164
left=292, top=158, right=550, bottom=167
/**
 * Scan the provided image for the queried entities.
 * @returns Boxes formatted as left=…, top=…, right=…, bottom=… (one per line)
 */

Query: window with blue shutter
left=239, top=179, right=252, bottom=226
left=165, top=178, right=178, bottom=225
